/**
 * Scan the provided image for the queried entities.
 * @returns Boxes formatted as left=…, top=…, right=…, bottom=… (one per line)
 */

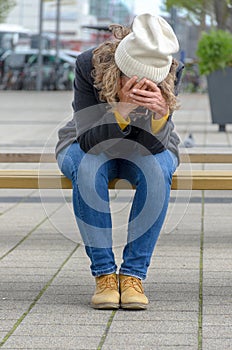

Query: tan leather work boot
left=91, top=273, right=120, bottom=309
left=119, top=274, right=149, bottom=310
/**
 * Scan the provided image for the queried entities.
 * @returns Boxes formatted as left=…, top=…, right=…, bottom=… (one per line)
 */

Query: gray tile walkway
left=0, top=91, right=232, bottom=349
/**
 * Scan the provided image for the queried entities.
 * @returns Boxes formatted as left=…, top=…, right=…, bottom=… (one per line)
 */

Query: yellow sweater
left=114, top=110, right=169, bottom=134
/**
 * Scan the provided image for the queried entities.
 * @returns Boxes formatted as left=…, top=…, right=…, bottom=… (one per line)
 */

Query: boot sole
left=121, top=302, right=148, bottom=310
left=91, top=302, right=120, bottom=310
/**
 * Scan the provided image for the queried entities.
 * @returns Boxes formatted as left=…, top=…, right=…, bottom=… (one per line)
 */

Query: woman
left=56, top=13, right=184, bottom=310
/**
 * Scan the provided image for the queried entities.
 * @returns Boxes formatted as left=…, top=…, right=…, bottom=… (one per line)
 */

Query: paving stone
left=0, top=331, right=8, bottom=340
left=145, top=282, right=199, bottom=295
left=148, top=301, right=199, bottom=312
left=0, top=309, right=27, bottom=320
left=149, top=249, right=200, bottom=257
left=0, top=320, right=19, bottom=332
left=151, top=256, right=200, bottom=269
left=29, top=304, right=111, bottom=315
left=147, top=269, right=200, bottom=284
left=203, top=271, right=232, bottom=280
left=102, top=346, right=196, bottom=350
left=203, top=304, right=232, bottom=315
left=0, top=267, right=58, bottom=276
left=103, top=332, right=197, bottom=347
left=115, top=310, right=198, bottom=322
left=203, top=325, right=232, bottom=338
left=203, top=285, right=232, bottom=296
left=202, top=338, right=232, bottom=350
left=0, top=282, right=45, bottom=292
left=109, top=320, right=198, bottom=333
left=204, top=250, right=232, bottom=259
left=203, top=277, right=232, bottom=287
left=15, top=312, right=111, bottom=325
left=0, top=290, right=40, bottom=301
left=203, top=295, right=232, bottom=305
left=36, top=293, right=91, bottom=305
left=0, top=335, right=100, bottom=349
left=148, top=291, right=198, bottom=302
left=203, top=314, right=232, bottom=326
left=0, top=301, right=32, bottom=311
left=203, top=259, right=232, bottom=271
left=13, top=323, right=105, bottom=337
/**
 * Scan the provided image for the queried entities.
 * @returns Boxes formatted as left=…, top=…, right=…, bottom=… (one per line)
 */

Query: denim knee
left=57, top=143, right=83, bottom=181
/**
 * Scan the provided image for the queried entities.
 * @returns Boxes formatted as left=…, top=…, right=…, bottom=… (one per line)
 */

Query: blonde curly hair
left=91, top=24, right=179, bottom=114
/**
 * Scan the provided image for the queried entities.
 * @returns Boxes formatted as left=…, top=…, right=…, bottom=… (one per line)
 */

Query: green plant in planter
left=196, top=29, right=232, bottom=75
left=196, top=29, right=232, bottom=131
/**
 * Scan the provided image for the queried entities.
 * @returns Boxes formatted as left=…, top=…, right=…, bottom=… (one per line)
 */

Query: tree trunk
left=226, top=7, right=232, bottom=31
left=213, top=0, right=228, bottom=29
left=200, top=8, right=206, bottom=31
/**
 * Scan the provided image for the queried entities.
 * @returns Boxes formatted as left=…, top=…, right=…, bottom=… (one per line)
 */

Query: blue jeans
left=57, top=142, right=178, bottom=280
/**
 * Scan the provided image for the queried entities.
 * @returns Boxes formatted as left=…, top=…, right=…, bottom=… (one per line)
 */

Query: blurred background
left=0, top=0, right=232, bottom=92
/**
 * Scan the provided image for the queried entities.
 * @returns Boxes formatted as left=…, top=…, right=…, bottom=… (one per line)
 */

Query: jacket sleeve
left=72, top=50, right=99, bottom=111
left=72, top=51, right=131, bottom=154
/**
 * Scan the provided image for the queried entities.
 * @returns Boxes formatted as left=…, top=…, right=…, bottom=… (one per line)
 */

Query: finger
left=133, top=78, right=147, bottom=90
left=123, top=76, right=138, bottom=91
left=131, top=94, right=158, bottom=104
left=144, top=79, right=161, bottom=92
left=130, top=101, right=152, bottom=111
left=131, top=93, right=165, bottom=107
left=131, top=88, right=155, bottom=98
left=133, top=83, right=147, bottom=92
left=131, top=101, right=165, bottom=115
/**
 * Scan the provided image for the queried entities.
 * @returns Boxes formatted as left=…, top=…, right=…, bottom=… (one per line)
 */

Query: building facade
left=89, top=0, right=134, bottom=24
left=4, top=1, right=198, bottom=58
left=5, top=0, right=96, bottom=48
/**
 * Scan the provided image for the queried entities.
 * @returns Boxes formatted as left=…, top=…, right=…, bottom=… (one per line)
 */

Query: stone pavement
left=0, top=91, right=232, bottom=350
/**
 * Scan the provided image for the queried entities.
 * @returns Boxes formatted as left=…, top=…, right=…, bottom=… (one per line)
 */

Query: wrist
left=153, top=108, right=169, bottom=120
left=116, top=102, right=136, bottom=119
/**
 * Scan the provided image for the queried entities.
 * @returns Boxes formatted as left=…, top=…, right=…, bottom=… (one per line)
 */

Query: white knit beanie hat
left=114, top=13, right=179, bottom=84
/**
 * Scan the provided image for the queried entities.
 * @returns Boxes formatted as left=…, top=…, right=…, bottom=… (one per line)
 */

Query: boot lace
left=97, top=274, right=118, bottom=292
left=121, top=276, right=144, bottom=293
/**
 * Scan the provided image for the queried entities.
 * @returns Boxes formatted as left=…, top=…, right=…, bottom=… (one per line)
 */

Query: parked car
left=0, top=49, right=32, bottom=89
left=0, top=49, right=76, bottom=90
left=0, top=23, right=31, bottom=57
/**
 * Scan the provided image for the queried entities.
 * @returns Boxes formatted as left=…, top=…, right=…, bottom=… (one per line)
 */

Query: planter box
left=207, top=67, right=232, bottom=131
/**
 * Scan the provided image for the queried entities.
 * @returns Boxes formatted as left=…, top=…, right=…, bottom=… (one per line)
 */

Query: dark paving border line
left=174, top=121, right=209, bottom=125
left=0, top=196, right=72, bottom=204
left=0, top=243, right=80, bottom=348
left=198, top=191, right=204, bottom=350
left=1, top=196, right=232, bottom=204
left=97, top=310, right=117, bottom=350
left=180, top=144, right=232, bottom=148
left=0, top=144, right=50, bottom=148
left=0, top=203, right=65, bottom=261
left=2, top=195, right=232, bottom=205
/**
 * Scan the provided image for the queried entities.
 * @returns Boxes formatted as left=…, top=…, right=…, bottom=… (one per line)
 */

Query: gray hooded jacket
left=55, top=48, right=184, bottom=161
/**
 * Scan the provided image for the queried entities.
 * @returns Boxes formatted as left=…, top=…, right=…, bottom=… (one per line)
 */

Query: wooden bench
left=0, top=153, right=232, bottom=190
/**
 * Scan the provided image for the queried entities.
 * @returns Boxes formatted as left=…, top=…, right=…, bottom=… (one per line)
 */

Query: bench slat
left=1, top=153, right=232, bottom=163
left=0, top=153, right=56, bottom=163
left=179, top=153, right=232, bottom=163
left=1, top=169, right=232, bottom=190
